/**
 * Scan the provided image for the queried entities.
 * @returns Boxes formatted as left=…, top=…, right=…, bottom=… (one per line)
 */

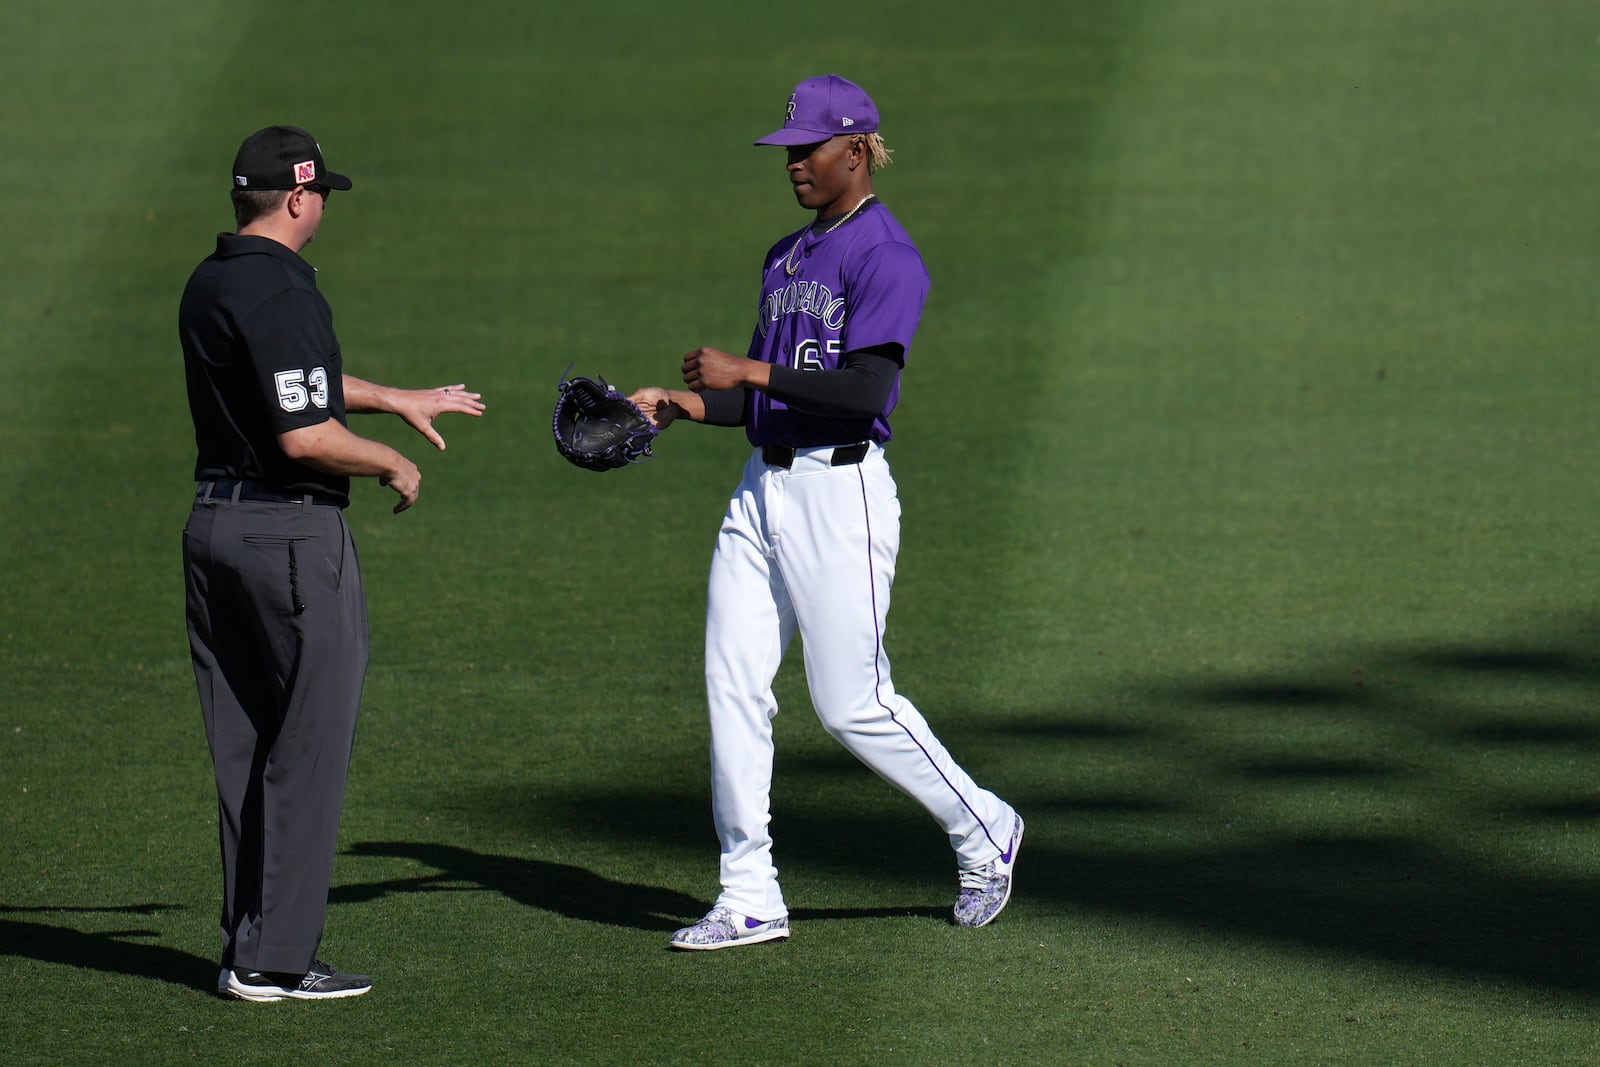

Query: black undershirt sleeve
left=699, top=387, right=746, bottom=426
left=762, top=344, right=903, bottom=418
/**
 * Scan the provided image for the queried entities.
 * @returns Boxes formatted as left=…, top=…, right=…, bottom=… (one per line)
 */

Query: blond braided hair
left=863, top=132, right=894, bottom=174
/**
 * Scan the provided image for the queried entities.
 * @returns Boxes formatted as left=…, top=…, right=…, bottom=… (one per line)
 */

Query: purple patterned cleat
left=669, top=906, right=791, bottom=951
left=954, top=814, right=1024, bottom=928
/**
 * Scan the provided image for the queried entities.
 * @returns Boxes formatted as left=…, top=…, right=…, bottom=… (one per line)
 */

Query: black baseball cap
left=231, top=125, right=353, bottom=191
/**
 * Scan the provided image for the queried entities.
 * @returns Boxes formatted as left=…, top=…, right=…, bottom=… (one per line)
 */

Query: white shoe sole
left=223, top=974, right=372, bottom=1001
left=669, top=926, right=791, bottom=951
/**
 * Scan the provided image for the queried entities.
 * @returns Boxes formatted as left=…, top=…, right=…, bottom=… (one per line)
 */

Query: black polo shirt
left=179, top=233, right=351, bottom=506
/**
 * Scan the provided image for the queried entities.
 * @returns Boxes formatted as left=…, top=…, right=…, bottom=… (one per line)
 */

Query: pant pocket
left=242, top=535, right=318, bottom=615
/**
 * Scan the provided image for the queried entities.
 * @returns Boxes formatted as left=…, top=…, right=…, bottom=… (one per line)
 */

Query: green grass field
left=4, top=0, right=1599, bottom=1062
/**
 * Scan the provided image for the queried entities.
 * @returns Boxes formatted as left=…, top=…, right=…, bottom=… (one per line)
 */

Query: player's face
left=785, top=135, right=863, bottom=216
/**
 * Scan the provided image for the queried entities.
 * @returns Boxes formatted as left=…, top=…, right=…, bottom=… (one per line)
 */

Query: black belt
left=197, top=479, right=328, bottom=506
left=761, top=443, right=869, bottom=470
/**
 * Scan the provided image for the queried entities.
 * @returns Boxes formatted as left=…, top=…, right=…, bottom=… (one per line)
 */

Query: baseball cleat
left=221, top=958, right=372, bottom=1001
left=668, top=906, right=791, bottom=951
left=954, top=813, right=1024, bottom=928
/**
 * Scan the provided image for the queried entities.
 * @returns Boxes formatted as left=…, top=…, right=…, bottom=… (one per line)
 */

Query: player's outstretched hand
left=629, top=387, right=681, bottom=429
left=393, top=384, right=487, bottom=451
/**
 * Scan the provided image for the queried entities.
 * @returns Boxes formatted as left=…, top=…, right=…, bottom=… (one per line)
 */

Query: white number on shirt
left=793, top=338, right=842, bottom=372
left=275, top=368, right=330, bottom=412
left=307, top=366, right=329, bottom=408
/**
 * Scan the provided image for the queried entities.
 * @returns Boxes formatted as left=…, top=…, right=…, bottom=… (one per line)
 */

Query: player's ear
left=848, top=135, right=867, bottom=170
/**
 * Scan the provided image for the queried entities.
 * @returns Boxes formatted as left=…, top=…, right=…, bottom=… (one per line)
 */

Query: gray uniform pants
left=182, top=487, right=368, bottom=975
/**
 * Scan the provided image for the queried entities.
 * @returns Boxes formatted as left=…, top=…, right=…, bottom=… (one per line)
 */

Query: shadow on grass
left=0, top=910, right=213, bottom=992
left=1414, top=647, right=1600, bottom=679
left=24, top=629, right=1592, bottom=996
left=331, top=842, right=947, bottom=930
left=343, top=622, right=1600, bottom=992
left=331, top=842, right=702, bottom=931
left=987, top=626, right=1600, bottom=996
left=366, top=623, right=1600, bottom=993
left=398, top=770, right=1600, bottom=997
left=1021, top=831, right=1600, bottom=995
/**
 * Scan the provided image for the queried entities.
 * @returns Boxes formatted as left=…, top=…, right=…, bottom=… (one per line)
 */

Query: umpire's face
left=295, top=183, right=330, bottom=246
left=785, top=134, right=868, bottom=217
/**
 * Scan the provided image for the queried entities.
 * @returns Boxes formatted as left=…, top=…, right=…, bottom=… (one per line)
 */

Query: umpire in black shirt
left=179, top=125, right=484, bottom=1001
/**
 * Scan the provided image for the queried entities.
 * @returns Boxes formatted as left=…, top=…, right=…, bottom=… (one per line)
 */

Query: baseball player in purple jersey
left=631, top=74, right=1023, bottom=950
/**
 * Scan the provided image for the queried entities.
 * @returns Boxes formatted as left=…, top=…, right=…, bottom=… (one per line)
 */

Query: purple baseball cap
left=754, top=74, right=880, bottom=146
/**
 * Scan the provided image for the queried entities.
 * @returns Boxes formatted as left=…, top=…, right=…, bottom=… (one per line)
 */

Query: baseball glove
left=552, top=369, right=658, bottom=471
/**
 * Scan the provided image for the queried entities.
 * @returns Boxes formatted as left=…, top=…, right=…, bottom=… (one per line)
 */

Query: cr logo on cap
left=294, top=160, right=317, bottom=184
left=786, top=99, right=797, bottom=120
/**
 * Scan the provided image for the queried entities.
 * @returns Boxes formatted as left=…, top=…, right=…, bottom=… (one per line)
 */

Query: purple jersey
left=744, top=202, right=929, bottom=448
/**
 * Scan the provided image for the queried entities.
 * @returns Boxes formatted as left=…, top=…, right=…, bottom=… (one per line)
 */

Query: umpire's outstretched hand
left=389, top=384, right=487, bottom=450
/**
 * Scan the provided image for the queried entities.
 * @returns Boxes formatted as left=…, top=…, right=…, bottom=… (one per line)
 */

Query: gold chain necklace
left=783, top=195, right=876, bottom=276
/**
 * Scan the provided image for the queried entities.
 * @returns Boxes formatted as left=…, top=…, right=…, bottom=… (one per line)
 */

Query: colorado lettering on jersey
left=757, top=279, right=846, bottom=338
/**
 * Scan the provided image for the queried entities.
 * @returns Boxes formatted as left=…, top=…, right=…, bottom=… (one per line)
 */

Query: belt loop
left=229, top=480, right=243, bottom=505
left=829, top=443, right=869, bottom=467
left=302, top=493, right=314, bottom=513
left=200, top=480, right=216, bottom=503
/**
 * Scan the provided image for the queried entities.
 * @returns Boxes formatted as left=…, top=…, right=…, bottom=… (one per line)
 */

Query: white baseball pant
left=704, top=442, right=1015, bottom=919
